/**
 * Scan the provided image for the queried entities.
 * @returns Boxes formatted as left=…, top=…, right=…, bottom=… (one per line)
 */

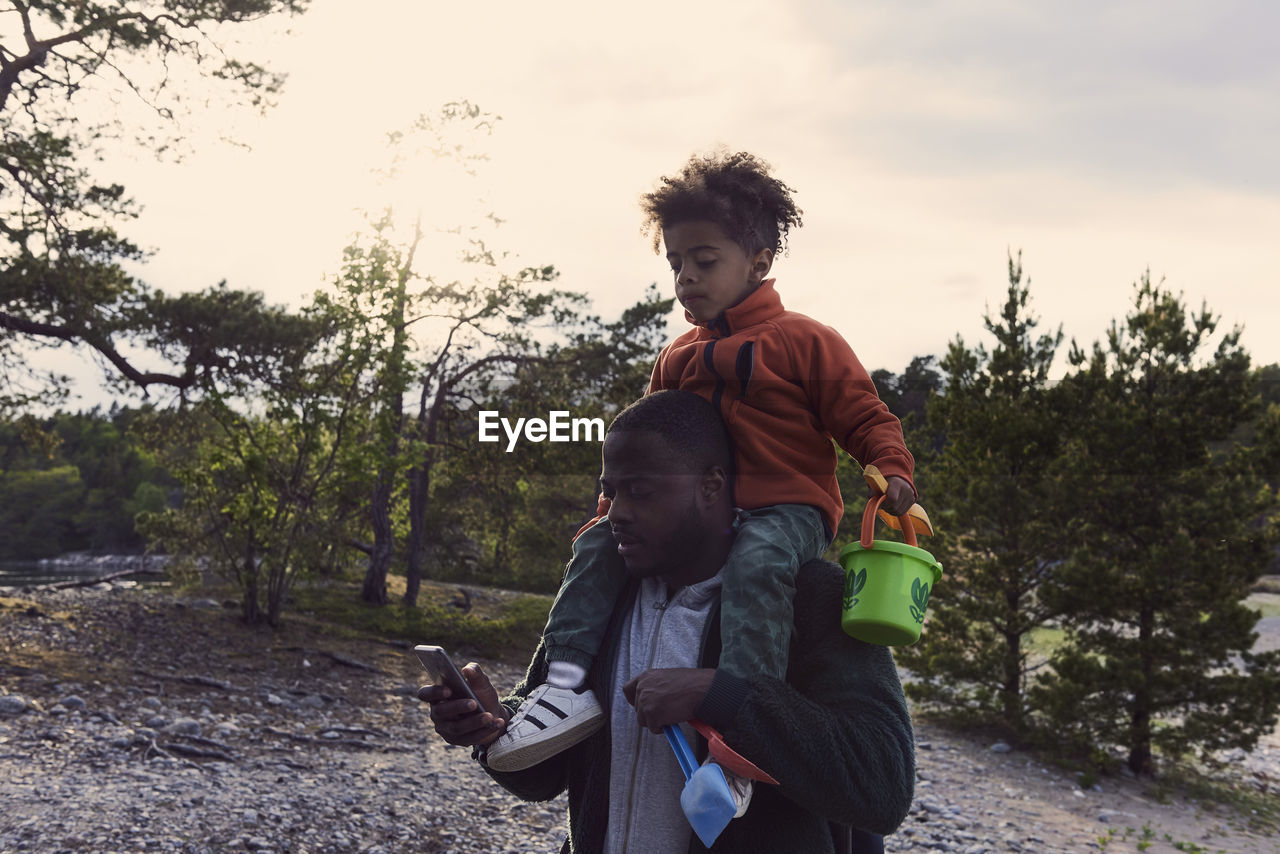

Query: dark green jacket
left=478, top=560, right=915, bottom=853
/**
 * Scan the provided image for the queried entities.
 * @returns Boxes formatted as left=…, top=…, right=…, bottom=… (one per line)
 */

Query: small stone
left=298, top=695, right=324, bottom=709
left=144, top=715, right=168, bottom=729
left=0, top=695, right=28, bottom=716
left=989, top=741, right=1012, bottom=753
left=242, top=809, right=259, bottom=825
left=265, top=694, right=284, bottom=706
left=142, top=696, right=163, bottom=710
left=189, top=598, right=222, bottom=610
left=164, top=718, right=201, bottom=737
left=59, top=696, right=87, bottom=711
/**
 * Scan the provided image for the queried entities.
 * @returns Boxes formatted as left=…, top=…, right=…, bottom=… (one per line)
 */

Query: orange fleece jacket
left=646, top=278, right=914, bottom=533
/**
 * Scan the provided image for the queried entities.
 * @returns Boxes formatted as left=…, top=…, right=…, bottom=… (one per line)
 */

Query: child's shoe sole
left=485, top=683, right=604, bottom=772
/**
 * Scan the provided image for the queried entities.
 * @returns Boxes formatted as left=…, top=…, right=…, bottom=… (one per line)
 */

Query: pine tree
left=1030, top=274, right=1280, bottom=774
left=896, top=253, right=1067, bottom=735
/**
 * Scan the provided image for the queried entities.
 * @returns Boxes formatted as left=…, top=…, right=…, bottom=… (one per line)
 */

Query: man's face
left=599, top=430, right=712, bottom=579
left=663, top=220, right=773, bottom=323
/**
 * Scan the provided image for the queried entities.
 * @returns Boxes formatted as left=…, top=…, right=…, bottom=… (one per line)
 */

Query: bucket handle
left=861, top=493, right=919, bottom=549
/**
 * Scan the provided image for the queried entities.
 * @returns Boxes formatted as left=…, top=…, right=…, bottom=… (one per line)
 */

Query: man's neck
left=658, top=513, right=734, bottom=590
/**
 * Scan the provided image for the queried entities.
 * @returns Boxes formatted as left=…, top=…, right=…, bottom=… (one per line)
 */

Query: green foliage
left=313, top=106, right=673, bottom=606
left=1029, top=273, right=1280, bottom=775
left=871, top=354, right=944, bottom=429
left=0, top=465, right=84, bottom=560
left=429, top=282, right=674, bottom=594
left=0, top=406, right=177, bottom=559
left=291, top=580, right=552, bottom=660
left=897, top=252, right=1068, bottom=735
left=900, top=259, right=1280, bottom=776
left=1, top=0, right=309, bottom=410
left=138, top=328, right=371, bottom=626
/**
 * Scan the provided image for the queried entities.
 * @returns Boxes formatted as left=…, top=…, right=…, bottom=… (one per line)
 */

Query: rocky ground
left=1, top=581, right=1277, bottom=854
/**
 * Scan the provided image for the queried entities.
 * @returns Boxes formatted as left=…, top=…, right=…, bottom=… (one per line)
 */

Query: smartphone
left=414, top=644, right=480, bottom=704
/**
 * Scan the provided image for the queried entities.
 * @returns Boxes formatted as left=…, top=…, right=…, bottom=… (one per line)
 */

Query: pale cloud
left=818, top=0, right=1280, bottom=193
left=30, top=0, right=1280, bottom=406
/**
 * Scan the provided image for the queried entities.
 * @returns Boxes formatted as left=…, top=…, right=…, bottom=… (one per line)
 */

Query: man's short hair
left=609, top=390, right=734, bottom=479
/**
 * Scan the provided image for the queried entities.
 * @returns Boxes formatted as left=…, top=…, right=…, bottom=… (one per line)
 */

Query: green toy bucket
left=839, top=493, right=942, bottom=646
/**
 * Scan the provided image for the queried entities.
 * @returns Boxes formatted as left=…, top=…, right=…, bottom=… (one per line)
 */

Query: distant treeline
left=0, top=407, right=177, bottom=561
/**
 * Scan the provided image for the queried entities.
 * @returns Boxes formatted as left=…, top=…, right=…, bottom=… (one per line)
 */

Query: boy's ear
left=750, top=248, right=774, bottom=283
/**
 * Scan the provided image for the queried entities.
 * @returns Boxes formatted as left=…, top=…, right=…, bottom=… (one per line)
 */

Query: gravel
left=2, top=583, right=1277, bottom=853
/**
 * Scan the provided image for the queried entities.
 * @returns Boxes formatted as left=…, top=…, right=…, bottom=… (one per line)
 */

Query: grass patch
left=1247, top=592, right=1280, bottom=619
left=289, top=575, right=552, bottom=661
left=1250, top=576, right=1280, bottom=595
left=1027, top=625, right=1066, bottom=654
left=1162, top=772, right=1280, bottom=836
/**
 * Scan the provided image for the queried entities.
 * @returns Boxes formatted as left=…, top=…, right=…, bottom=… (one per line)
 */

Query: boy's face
left=663, top=220, right=773, bottom=323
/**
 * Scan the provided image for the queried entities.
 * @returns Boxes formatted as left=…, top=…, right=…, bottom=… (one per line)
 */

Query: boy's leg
left=717, top=504, right=829, bottom=680
left=486, top=517, right=622, bottom=772
left=707, top=504, right=828, bottom=823
left=541, top=516, right=628, bottom=675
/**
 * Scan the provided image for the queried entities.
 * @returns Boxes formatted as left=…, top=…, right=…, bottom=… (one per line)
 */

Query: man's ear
left=749, top=248, right=774, bottom=284
left=700, top=466, right=728, bottom=505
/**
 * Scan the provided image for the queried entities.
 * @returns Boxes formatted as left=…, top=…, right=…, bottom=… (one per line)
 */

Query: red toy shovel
left=690, top=719, right=779, bottom=785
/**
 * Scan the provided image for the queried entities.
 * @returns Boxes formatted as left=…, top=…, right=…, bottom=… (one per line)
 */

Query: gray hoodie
left=604, top=568, right=725, bottom=854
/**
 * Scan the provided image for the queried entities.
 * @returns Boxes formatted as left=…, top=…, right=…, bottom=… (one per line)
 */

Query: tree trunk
left=1128, top=604, right=1156, bottom=775
left=1000, top=571, right=1026, bottom=734
left=361, top=475, right=394, bottom=605
left=363, top=221, right=416, bottom=605
left=1002, top=628, right=1023, bottom=733
left=267, top=566, right=286, bottom=628
left=405, top=381, right=445, bottom=607
left=404, top=461, right=428, bottom=607
left=266, top=548, right=293, bottom=629
left=241, top=546, right=262, bottom=625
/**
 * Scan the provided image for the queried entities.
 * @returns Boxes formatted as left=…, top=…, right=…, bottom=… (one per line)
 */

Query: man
left=421, top=390, right=915, bottom=853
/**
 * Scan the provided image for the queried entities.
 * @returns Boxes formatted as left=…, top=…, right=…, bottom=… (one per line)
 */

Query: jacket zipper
left=702, top=341, right=725, bottom=412
left=619, top=595, right=671, bottom=854
left=702, top=339, right=756, bottom=415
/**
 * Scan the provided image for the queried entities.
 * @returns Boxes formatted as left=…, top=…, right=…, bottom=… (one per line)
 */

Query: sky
left=34, top=0, right=1280, bottom=406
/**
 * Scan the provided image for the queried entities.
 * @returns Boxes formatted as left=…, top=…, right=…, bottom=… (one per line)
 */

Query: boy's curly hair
left=639, top=149, right=803, bottom=256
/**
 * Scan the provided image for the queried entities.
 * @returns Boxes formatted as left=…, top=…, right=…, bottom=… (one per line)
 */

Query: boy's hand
left=878, top=475, right=916, bottom=517
left=418, top=662, right=509, bottom=748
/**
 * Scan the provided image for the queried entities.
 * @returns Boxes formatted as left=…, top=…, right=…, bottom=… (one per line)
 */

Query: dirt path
left=1, top=583, right=1276, bottom=854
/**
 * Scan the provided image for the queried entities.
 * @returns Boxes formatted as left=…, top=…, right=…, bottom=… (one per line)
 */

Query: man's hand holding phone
left=416, top=651, right=509, bottom=748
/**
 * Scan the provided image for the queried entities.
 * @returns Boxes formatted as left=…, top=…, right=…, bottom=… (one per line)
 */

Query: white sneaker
left=708, top=759, right=753, bottom=818
left=484, top=683, right=604, bottom=772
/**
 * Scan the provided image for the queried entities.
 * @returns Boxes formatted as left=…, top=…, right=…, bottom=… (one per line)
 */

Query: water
left=0, top=555, right=165, bottom=589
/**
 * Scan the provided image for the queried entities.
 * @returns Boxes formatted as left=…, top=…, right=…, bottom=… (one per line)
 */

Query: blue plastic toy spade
left=663, top=724, right=737, bottom=848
